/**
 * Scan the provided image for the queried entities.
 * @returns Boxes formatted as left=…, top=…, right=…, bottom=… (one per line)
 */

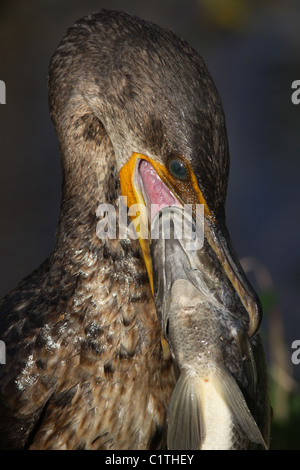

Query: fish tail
left=213, top=366, right=268, bottom=449
left=167, top=371, right=204, bottom=450
left=167, top=368, right=267, bottom=450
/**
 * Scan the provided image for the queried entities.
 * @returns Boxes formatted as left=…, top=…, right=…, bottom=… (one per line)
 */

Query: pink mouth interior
left=138, top=160, right=182, bottom=220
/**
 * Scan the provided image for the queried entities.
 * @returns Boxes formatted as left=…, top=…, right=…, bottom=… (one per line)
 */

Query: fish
left=150, top=206, right=268, bottom=450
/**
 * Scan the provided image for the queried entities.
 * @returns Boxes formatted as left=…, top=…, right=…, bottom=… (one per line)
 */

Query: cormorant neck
left=51, top=100, right=121, bottom=269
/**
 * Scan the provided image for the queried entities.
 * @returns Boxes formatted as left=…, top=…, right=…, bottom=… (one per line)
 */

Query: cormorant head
left=48, top=10, right=262, bottom=337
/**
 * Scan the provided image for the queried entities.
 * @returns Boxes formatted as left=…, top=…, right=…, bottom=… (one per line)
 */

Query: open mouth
left=135, top=159, right=183, bottom=226
left=119, top=152, right=263, bottom=338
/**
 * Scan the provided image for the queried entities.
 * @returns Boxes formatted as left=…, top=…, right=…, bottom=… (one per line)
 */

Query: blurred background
left=0, top=0, right=299, bottom=449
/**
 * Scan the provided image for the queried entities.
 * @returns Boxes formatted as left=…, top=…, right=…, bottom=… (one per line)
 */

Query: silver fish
left=150, top=207, right=269, bottom=450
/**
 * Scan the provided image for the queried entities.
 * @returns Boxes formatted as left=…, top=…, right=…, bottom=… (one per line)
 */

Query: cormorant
left=0, top=10, right=270, bottom=450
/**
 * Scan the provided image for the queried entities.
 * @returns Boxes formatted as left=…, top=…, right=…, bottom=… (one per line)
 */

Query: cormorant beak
left=119, top=153, right=262, bottom=338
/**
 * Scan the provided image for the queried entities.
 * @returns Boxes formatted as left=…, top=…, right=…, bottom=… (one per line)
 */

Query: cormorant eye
left=168, top=159, right=188, bottom=180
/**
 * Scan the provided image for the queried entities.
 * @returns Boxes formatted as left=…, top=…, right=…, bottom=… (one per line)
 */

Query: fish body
left=150, top=207, right=269, bottom=450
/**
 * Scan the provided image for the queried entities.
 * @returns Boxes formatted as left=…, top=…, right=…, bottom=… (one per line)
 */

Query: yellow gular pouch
left=119, top=152, right=214, bottom=292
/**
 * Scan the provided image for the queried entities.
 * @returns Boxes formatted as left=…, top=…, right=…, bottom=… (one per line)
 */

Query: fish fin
left=213, top=366, right=268, bottom=449
left=167, top=372, right=204, bottom=450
